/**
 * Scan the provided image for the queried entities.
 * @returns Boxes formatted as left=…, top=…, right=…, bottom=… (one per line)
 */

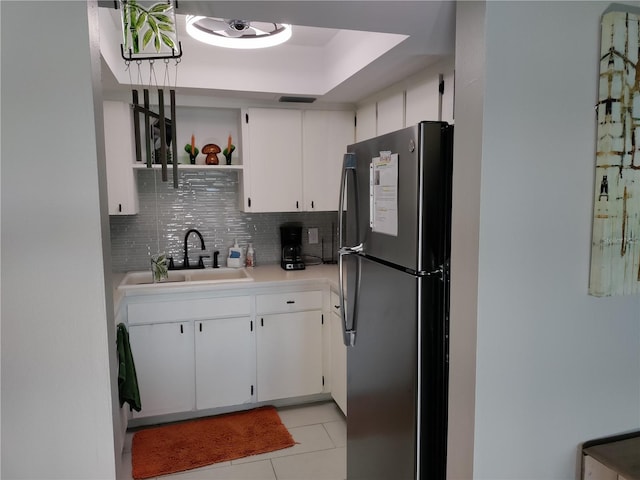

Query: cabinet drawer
left=128, top=295, right=251, bottom=324
left=256, top=290, right=323, bottom=314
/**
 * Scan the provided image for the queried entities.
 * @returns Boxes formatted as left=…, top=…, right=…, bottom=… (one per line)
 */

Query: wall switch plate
left=308, top=227, right=319, bottom=244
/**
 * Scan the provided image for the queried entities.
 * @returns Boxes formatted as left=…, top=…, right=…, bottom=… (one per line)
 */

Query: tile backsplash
left=109, top=169, right=339, bottom=272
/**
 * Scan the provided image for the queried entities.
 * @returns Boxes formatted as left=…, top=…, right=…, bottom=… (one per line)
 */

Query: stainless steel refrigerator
left=338, top=121, right=453, bottom=480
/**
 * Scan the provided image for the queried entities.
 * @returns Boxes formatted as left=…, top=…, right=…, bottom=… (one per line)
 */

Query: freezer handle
left=338, top=153, right=359, bottom=251
left=338, top=153, right=360, bottom=347
left=339, top=251, right=359, bottom=347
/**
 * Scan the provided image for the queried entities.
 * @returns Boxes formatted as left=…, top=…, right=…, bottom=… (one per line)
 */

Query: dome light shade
left=186, top=16, right=292, bottom=49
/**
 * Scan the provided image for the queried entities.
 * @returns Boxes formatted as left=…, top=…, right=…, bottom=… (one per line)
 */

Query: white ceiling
left=99, top=1, right=456, bottom=105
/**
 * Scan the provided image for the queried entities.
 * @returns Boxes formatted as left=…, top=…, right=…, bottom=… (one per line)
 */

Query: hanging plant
left=121, top=0, right=177, bottom=55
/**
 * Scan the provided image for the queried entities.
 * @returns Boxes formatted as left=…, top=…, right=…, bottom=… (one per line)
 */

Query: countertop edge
left=112, top=264, right=339, bottom=316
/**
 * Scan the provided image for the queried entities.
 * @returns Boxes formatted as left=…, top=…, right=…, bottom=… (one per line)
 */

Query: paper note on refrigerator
left=370, top=151, right=398, bottom=236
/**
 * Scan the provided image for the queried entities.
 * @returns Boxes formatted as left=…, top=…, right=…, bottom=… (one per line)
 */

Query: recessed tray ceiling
left=98, top=2, right=455, bottom=104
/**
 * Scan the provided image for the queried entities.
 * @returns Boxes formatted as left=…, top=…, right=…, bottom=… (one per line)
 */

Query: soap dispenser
left=246, top=243, right=255, bottom=267
left=228, top=239, right=243, bottom=268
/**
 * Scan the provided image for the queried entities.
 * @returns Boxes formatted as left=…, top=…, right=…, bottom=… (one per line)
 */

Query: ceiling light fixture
left=185, top=16, right=292, bottom=49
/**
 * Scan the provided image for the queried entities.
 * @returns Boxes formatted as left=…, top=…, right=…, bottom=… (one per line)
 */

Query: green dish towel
left=117, top=323, right=141, bottom=412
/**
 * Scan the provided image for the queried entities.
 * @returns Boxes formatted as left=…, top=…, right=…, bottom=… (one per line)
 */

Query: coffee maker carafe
left=280, top=224, right=305, bottom=271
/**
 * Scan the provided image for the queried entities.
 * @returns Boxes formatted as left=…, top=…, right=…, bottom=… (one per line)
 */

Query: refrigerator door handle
left=339, top=244, right=363, bottom=255
left=425, top=265, right=444, bottom=281
left=338, top=152, right=361, bottom=347
left=338, top=153, right=360, bottom=252
left=339, top=248, right=359, bottom=347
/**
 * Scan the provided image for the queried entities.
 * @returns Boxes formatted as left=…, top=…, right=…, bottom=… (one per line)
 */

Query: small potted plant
left=150, top=253, right=168, bottom=283
left=184, top=143, right=199, bottom=164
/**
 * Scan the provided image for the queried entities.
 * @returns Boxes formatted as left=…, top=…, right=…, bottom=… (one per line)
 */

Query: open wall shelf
left=133, top=164, right=243, bottom=171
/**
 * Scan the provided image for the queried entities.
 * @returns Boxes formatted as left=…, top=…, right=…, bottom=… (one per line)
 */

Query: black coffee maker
left=280, top=223, right=305, bottom=270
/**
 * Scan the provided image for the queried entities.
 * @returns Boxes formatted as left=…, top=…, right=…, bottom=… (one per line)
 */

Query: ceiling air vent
left=279, top=96, right=317, bottom=103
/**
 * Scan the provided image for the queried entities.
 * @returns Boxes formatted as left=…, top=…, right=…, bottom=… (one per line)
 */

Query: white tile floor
left=120, top=401, right=346, bottom=480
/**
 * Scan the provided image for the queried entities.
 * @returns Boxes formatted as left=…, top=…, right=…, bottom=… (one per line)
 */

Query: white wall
left=447, top=2, right=486, bottom=479
left=1, top=1, right=117, bottom=478
left=455, top=2, right=640, bottom=479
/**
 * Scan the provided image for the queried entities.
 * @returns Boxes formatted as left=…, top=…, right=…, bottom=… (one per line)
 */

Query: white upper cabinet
left=441, top=70, right=455, bottom=124
left=405, top=75, right=441, bottom=126
left=356, top=91, right=405, bottom=142
left=303, top=110, right=355, bottom=211
left=103, top=101, right=139, bottom=215
left=356, top=103, right=377, bottom=142
left=376, top=91, right=405, bottom=136
left=355, top=62, right=455, bottom=141
left=242, top=107, right=354, bottom=213
left=242, top=108, right=303, bottom=212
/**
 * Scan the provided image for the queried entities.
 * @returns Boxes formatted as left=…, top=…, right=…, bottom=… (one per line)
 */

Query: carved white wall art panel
left=590, top=9, right=640, bottom=296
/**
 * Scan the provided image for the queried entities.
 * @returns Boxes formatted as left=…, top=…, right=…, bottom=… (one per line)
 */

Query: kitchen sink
left=187, top=269, right=251, bottom=282
left=119, top=271, right=187, bottom=286
left=118, top=268, right=253, bottom=289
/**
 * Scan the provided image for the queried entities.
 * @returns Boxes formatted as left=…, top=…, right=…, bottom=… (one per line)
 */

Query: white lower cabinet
left=126, top=287, right=330, bottom=421
left=195, top=317, right=255, bottom=409
left=256, top=310, right=324, bottom=402
left=128, top=322, right=195, bottom=418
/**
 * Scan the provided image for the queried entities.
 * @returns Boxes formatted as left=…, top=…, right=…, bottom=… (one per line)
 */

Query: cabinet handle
left=250, top=320, right=253, bottom=331
left=248, top=197, right=251, bottom=208
left=334, top=305, right=340, bottom=309
left=296, top=201, right=299, bottom=209
left=251, top=385, right=254, bottom=395
left=261, top=318, right=264, bottom=327
left=199, top=323, right=202, bottom=332
left=118, top=203, right=122, bottom=212
left=180, top=324, right=183, bottom=334
left=286, top=300, right=295, bottom=304
left=311, top=201, right=314, bottom=209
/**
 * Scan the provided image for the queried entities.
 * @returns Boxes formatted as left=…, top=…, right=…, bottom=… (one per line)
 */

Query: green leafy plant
left=150, top=253, right=168, bottom=282
left=122, top=0, right=176, bottom=54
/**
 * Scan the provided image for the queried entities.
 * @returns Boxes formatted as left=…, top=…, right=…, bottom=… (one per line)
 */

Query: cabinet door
left=256, top=311, right=323, bottom=402
left=356, top=103, right=377, bottom=142
left=441, top=70, right=455, bottom=124
left=128, top=322, right=195, bottom=418
left=405, top=76, right=441, bottom=125
left=195, top=317, right=255, bottom=410
left=376, top=92, right=405, bottom=136
left=245, top=108, right=303, bottom=212
left=103, top=101, right=139, bottom=215
left=303, top=110, right=354, bottom=211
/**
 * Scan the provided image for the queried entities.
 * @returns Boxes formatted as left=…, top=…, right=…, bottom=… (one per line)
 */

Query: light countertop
left=112, top=263, right=339, bottom=311
left=245, top=263, right=338, bottom=286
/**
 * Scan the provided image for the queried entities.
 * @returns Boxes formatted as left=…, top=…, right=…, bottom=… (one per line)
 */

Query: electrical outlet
left=308, top=227, right=319, bottom=244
